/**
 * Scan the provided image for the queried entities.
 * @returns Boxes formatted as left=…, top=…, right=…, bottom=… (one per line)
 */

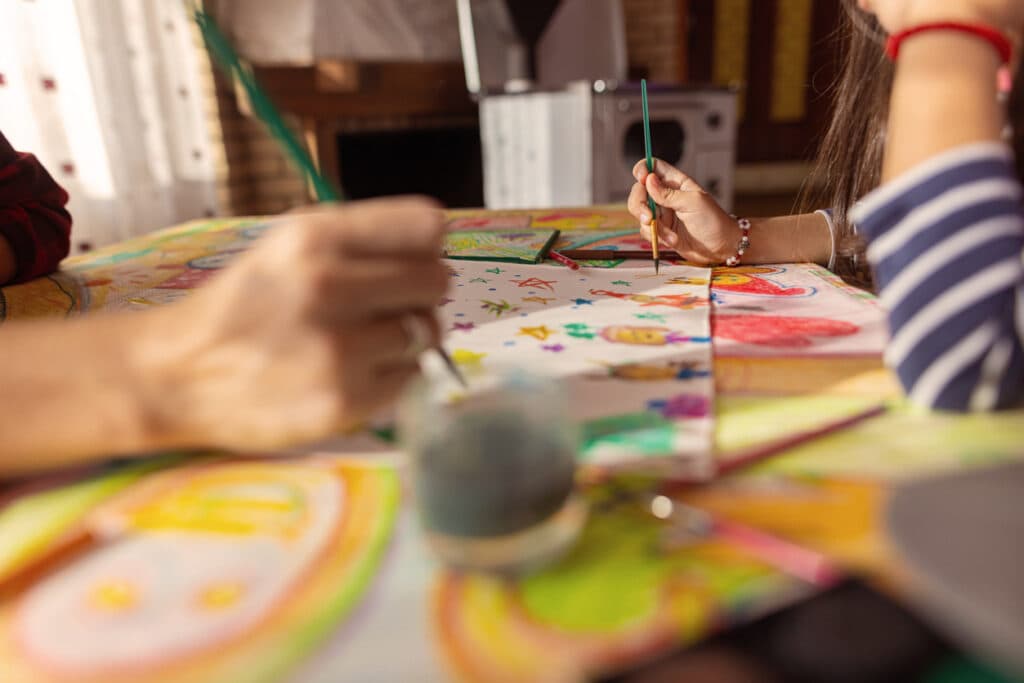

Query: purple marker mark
left=648, top=394, right=711, bottom=419
left=451, top=322, right=475, bottom=332
left=542, top=344, right=566, bottom=353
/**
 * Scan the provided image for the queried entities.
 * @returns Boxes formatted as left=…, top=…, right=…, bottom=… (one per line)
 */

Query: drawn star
left=452, top=349, right=487, bottom=367
left=513, top=277, right=557, bottom=292
left=486, top=267, right=505, bottom=275
left=564, top=323, right=596, bottom=340
left=572, top=298, right=594, bottom=306
left=541, top=344, right=566, bottom=353
left=611, top=280, right=631, bottom=286
left=480, top=299, right=519, bottom=317
left=522, top=296, right=556, bottom=305
left=451, top=322, right=475, bottom=332
left=518, top=325, right=557, bottom=341
left=635, top=312, right=667, bottom=323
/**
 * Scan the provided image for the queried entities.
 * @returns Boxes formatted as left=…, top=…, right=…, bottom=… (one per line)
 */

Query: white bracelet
left=816, top=209, right=837, bottom=271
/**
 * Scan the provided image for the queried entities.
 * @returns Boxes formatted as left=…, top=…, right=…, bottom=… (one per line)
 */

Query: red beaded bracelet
left=725, top=218, right=751, bottom=267
left=886, top=22, right=1014, bottom=64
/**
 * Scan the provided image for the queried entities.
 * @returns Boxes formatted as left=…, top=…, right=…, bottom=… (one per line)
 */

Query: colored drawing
left=710, top=266, right=813, bottom=298
left=0, top=459, right=400, bottom=683
left=480, top=300, right=519, bottom=317
left=711, top=263, right=886, bottom=358
left=518, top=326, right=557, bottom=341
left=513, top=277, right=558, bottom=292
left=748, top=402, right=1024, bottom=481
left=444, top=230, right=559, bottom=264
left=438, top=261, right=715, bottom=470
left=599, top=326, right=689, bottom=346
left=591, top=289, right=707, bottom=310
left=713, top=314, right=860, bottom=348
left=0, top=456, right=185, bottom=589
left=432, top=482, right=801, bottom=683
left=446, top=215, right=532, bottom=232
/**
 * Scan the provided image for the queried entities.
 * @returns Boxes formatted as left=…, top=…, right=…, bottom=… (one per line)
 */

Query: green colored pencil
left=192, top=6, right=340, bottom=202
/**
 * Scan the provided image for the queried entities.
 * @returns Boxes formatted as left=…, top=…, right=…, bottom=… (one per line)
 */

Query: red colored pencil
left=549, top=250, right=580, bottom=270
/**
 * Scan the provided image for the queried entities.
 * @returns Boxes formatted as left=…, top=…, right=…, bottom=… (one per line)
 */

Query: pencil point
left=654, top=258, right=660, bottom=275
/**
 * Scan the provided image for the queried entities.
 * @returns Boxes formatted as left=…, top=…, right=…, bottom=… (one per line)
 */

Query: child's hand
left=627, top=159, right=742, bottom=266
left=148, top=197, right=448, bottom=450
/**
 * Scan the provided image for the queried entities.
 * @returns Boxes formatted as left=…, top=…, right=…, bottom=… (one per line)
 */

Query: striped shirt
left=850, top=142, right=1024, bottom=411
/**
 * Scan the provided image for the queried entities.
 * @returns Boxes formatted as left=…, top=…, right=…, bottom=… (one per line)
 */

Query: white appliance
left=459, top=0, right=737, bottom=210
left=480, top=83, right=736, bottom=210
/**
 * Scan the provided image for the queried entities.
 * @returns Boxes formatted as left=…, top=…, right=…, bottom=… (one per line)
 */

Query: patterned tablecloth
left=0, top=208, right=1022, bottom=683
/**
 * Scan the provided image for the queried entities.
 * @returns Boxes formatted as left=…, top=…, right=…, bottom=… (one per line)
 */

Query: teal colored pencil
left=192, top=7, right=340, bottom=202
left=641, top=79, right=659, bottom=274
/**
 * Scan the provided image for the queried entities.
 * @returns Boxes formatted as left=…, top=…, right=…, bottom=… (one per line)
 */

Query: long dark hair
left=802, top=1, right=1024, bottom=284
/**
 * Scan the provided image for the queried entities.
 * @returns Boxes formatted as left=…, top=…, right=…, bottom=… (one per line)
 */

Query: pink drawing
left=647, top=394, right=711, bottom=419
left=709, top=267, right=812, bottom=297
left=451, top=322, right=475, bottom=332
left=713, top=314, right=859, bottom=347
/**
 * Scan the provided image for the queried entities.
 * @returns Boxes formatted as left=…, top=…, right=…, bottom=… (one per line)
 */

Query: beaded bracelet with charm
left=724, top=218, right=751, bottom=267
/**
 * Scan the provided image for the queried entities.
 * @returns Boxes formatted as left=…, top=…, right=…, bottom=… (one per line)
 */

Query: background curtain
left=0, top=0, right=219, bottom=253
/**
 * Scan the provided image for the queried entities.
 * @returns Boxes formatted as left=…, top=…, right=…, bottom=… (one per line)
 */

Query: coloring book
left=436, top=260, right=715, bottom=476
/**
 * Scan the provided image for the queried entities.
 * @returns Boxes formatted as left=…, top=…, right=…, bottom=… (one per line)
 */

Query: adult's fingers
left=310, top=258, right=449, bottom=323
left=333, top=312, right=441, bottom=367
left=300, top=196, right=446, bottom=257
left=359, top=362, right=421, bottom=416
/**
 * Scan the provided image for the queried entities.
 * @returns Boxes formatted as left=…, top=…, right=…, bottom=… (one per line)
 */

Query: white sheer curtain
left=0, top=0, right=219, bottom=253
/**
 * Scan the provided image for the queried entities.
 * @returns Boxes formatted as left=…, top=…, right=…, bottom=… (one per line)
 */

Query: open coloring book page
left=434, top=261, right=715, bottom=475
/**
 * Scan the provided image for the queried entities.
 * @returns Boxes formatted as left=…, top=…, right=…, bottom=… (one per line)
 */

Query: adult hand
left=143, top=197, right=448, bottom=451
left=627, top=159, right=741, bottom=265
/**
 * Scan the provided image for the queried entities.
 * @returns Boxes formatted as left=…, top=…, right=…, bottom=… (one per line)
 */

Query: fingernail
left=641, top=211, right=651, bottom=223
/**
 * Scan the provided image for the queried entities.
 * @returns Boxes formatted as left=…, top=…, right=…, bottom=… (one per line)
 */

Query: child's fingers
left=639, top=217, right=679, bottom=249
left=645, top=173, right=710, bottom=214
left=652, top=162, right=707, bottom=192
left=627, top=182, right=653, bottom=223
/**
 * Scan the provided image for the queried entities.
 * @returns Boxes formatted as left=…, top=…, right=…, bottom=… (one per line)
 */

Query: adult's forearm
left=0, top=311, right=174, bottom=475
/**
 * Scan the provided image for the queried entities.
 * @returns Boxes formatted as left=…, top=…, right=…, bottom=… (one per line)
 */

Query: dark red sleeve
left=0, top=130, right=72, bottom=284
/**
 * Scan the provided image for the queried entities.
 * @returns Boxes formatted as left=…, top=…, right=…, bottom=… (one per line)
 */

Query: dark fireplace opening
left=336, top=125, right=484, bottom=208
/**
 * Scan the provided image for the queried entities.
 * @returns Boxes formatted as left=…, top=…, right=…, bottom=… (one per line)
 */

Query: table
left=1, top=208, right=1022, bottom=682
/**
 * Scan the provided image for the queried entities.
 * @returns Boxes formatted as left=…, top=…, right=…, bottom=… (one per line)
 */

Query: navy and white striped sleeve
left=850, top=142, right=1024, bottom=411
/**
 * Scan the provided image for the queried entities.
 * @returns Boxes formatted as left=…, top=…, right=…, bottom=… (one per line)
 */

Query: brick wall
left=621, top=0, right=685, bottom=83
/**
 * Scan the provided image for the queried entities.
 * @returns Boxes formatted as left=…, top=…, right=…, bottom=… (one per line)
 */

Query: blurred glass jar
left=400, top=369, right=587, bottom=575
